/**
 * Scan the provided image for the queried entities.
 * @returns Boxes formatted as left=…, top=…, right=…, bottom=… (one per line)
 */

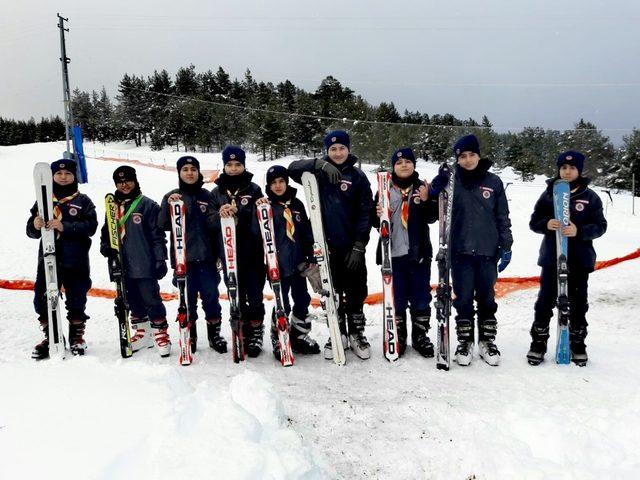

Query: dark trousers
left=224, top=261, right=266, bottom=323
left=279, top=273, right=311, bottom=320
left=329, top=247, right=368, bottom=317
left=124, top=277, right=167, bottom=327
left=33, top=262, right=91, bottom=322
left=185, top=260, right=222, bottom=322
left=533, top=264, right=589, bottom=340
left=451, top=254, right=498, bottom=340
left=392, top=255, right=432, bottom=318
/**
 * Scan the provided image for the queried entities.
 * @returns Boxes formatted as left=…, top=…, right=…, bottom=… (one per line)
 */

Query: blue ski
left=553, top=179, right=571, bottom=364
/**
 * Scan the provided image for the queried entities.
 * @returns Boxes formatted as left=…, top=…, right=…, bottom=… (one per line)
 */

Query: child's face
left=327, top=144, right=349, bottom=164
left=559, top=164, right=579, bottom=182
left=224, top=160, right=245, bottom=176
left=180, top=164, right=199, bottom=185
left=53, top=169, right=74, bottom=186
left=393, top=158, right=415, bottom=179
left=269, top=177, right=287, bottom=196
left=457, top=151, right=480, bottom=171
left=116, top=179, right=135, bottom=195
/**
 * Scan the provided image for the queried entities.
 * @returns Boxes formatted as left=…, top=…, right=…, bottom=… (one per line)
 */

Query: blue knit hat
left=113, top=165, right=137, bottom=184
left=222, top=145, right=246, bottom=166
left=323, top=130, right=350, bottom=150
left=51, top=159, right=77, bottom=175
left=391, top=147, right=416, bottom=167
left=453, top=134, right=481, bottom=158
left=266, top=165, right=289, bottom=185
left=177, top=155, right=200, bottom=172
left=556, top=150, right=585, bottom=175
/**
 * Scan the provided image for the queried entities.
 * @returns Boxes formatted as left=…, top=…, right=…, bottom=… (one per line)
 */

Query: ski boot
left=570, top=327, right=588, bottom=366
left=31, top=318, right=49, bottom=360
left=290, top=313, right=320, bottom=355
left=411, top=314, right=434, bottom=358
left=245, top=321, right=264, bottom=358
left=206, top=318, right=227, bottom=354
left=454, top=319, right=474, bottom=366
left=69, top=319, right=87, bottom=356
left=348, top=313, right=370, bottom=360
left=395, top=313, right=407, bottom=357
left=151, top=319, right=171, bottom=357
left=527, top=324, right=549, bottom=366
left=130, top=316, right=153, bottom=352
left=478, top=318, right=500, bottom=366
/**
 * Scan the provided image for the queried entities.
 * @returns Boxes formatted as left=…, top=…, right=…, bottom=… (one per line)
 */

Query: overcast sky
left=2, top=0, right=639, bottom=143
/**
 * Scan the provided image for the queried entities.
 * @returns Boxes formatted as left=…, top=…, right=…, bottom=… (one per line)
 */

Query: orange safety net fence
left=3, top=248, right=638, bottom=306
left=95, top=156, right=219, bottom=183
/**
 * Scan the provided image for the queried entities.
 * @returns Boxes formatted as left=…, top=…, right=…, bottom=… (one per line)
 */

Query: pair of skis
left=33, top=163, right=66, bottom=359
left=552, top=180, right=572, bottom=365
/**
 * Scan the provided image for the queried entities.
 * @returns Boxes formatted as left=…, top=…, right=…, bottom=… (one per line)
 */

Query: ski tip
left=436, top=363, right=450, bottom=371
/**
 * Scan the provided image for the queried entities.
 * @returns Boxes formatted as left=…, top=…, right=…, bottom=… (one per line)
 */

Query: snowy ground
left=1, top=141, right=639, bottom=479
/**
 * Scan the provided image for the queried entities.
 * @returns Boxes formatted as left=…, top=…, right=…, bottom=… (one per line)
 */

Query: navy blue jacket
left=451, top=158, right=513, bottom=258
left=258, top=187, right=314, bottom=278
left=372, top=176, right=439, bottom=265
left=211, top=174, right=264, bottom=267
left=529, top=177, right=607, bottom=272
left=100, top=195, right=167, bottom=279
left=27, top=192, right=98, bottom=270
left=288, top=155, right=373, bottom=252
left=158, top=188, right=219, bottom=268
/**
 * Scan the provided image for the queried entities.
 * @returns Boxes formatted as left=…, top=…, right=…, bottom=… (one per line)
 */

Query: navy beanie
left=323, top=130, right=351, bottom=150
left=391, top=147, right=416, bottom=167
left=222, top=145, right=246, bottom=166
left=51, top=159, right=77, bottom=175
left=453, top=134, right=481, bottom=158
left=556, top=150, right=585, bottom=175
left=177, top=155, right=200, bottom=172
left=266, top=165, right=289, bottom=185
left=113, top=165, right=138, bottom=184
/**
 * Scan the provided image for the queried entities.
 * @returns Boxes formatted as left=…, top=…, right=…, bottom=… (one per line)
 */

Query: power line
left=120, top=85, right=637, bottom=133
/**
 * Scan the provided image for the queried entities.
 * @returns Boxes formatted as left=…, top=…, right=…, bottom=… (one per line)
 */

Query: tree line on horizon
left=1, top=65, right=638, bottom=193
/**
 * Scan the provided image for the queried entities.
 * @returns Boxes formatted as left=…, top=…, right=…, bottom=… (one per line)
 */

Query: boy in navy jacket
left=450, top=135, right=513, bottom=367
left=100, top=166, right=170, bottom=357
left=27, top=159, right=97, bottom=359
left=211, top=146, right=266, bottom=358
left=289, top=130, right=374, bottom=360
left=527, top=151, right=607, bottom=365
left=372, top=148, right=442, bottom=357
left=261, top=165, right=321, bottom=360
left=158, top=156, right=225, bottom=354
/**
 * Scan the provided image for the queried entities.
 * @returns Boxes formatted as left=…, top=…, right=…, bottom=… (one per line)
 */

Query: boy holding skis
left=373, top=148, right=448, bottom=357
left=158, top=156, right=226, bottom=354
left=261, top=165, right=321, bottom=360
left=27, top=159, right=97, bottom=359
left=211, top=146, right=266, bottom=358
left=289, top=130, right=374, bottom=360
left=100, top=166, right=171, bottom=357
left=527, top=151, right=607, bottom=365
left=450, top=134, right=513, bottom=366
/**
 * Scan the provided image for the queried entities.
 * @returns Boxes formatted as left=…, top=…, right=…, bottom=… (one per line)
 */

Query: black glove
left=315, top=159, right=342, bottom=185
left=428, top=163, right=451, bottom=197
left=155, top=260, right=168, bottom=280
left=100, top=245, right=118, bottom=260
left=345, top=241, right=366, bottom=271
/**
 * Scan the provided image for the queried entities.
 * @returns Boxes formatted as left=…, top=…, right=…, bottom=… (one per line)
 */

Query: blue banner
left=72, top=125, right=88, bottom=183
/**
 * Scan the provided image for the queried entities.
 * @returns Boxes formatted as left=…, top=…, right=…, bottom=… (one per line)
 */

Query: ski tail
left=221, top=216, right=245, bottom=363
left=377, top=171, right=399, bottom=362
left=34, top=163, right=66, bottom=358
left=301, top=172, right=346, bottom=366
left=553, top=180, right=571, bottom=365
left=169, top=199, right=192, bottom=365
left=105, top=193, right=133, bottom=358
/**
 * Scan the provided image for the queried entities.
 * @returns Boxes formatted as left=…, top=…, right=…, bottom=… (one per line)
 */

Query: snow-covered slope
left=1, top=141, right=638, bottom=479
